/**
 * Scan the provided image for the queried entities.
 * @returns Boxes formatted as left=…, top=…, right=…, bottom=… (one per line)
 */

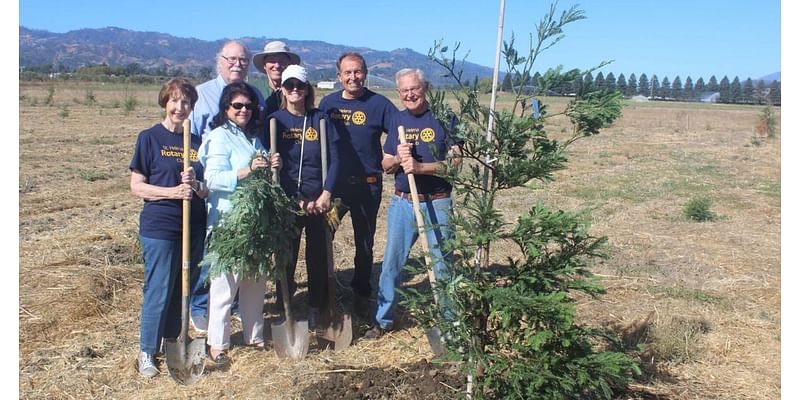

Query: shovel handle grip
left=270, top=118, right=278, bottom=182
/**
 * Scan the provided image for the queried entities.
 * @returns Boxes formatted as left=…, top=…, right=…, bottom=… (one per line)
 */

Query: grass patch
left=646, top=316, right=710, bottom=363
left=758, top=181, right=780, bottom=196
left=683, top=196, right=716, bottom=222
left=88, top=138, right=116, bottom=145
left=77, top=170, right=111, bottom=182
left=123, top=96, right=138, bottom=115
left=618, top=313, right=710, bottom=364
left=650, top=286, right=724, bottom=305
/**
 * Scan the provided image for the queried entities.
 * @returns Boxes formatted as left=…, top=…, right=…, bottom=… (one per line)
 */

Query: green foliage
left=683, top=197, right=715, bottom=222
left=58, top=105, right=69, bottom=119
left=85, top=89, right=97, bottom=105
left=123, top=95, right=138, bottom=115
left=759, top=103, right=777, bottom=138
left=202, top=165, right=298, bottom=282
left=406, top=3, right=639, bottom=398
left=44, top=85, right=55, bottom=106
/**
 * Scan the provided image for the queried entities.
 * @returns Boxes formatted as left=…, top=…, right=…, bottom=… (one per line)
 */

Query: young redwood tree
left=399, top=3, right=640, bottom=399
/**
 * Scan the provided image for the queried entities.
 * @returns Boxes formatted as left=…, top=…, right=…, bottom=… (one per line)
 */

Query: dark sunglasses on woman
left=283, top=81, right=307, bottom=91
left=230, top=102, right=258, bottom=111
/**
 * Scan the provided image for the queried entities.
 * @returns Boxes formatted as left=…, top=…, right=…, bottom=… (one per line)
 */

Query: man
left=190, top=40, right=265, bottom=140
left=187, top=40, right=264, bottom=332
left=319, top=52, right=398, bottom=316
left=252, top=40, right=301, bottom=118
left=364, top=68, right=461, bottom=339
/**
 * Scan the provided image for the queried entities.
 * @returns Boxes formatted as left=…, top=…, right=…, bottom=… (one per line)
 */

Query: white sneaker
left=138, top=351, right=158, bottom=378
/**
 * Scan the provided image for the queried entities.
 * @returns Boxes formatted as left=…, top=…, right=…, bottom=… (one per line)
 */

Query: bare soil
left=19, top=82, right=780, bottom=399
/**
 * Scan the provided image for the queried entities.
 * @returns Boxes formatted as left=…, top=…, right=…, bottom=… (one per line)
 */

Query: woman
left=199, top=81, right=281, bottom=365
left=268, top=65, right=339, bottom=326
left=130, top=77, right=208, bottom=378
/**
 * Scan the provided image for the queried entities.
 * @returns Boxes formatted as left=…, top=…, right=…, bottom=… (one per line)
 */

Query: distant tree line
left=494, top=70, right=781, bottom=105
left=19, top=62, right=215, bottom=85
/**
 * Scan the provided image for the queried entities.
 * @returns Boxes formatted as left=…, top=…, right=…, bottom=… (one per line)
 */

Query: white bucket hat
left=281, top=65, right=308, bottom=85
left=252, top=41, right=301, bottom=74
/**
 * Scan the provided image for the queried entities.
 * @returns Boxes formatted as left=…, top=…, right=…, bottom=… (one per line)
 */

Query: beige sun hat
left=252, top=41, right=301, bottom=74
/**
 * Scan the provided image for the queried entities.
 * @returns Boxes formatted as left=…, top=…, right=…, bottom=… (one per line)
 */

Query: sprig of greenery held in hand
left=203, top=153, right=298, bottom=281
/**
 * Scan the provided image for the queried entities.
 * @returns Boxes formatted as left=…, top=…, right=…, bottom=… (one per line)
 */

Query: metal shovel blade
left=164, top=336, right=206, bottom=385
left=271, top=318, right=310, bottom=360
left=317, top=311, right=353, bottom=351
left=425, top=326, right=445, bottom=357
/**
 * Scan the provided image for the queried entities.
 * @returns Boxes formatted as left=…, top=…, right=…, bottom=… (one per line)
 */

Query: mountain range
left=18, top=26, right=495, bottom=87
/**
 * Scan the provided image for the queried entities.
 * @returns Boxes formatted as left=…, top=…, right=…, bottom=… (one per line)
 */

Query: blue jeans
left=139, top=232, right=204, bottom=354
left=336, top=179, right=383, bottom=297
left=374, top=194, right=453, bottom=330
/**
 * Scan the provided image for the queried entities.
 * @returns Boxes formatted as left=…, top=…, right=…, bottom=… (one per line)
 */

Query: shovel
left=316, top=119, right=353, bottom=350
left=268, top=117, right=310, bottom=360
left=398, top=125, right=445, bottom=356
left=165, top=119, right=206, bottom=384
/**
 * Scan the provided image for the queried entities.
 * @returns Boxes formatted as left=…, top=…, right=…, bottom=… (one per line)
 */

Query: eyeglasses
left=398, top=86, right=423, bottom=95
left=230, top=102, right=258, bottom=111
left=283, top=81, right=307, bottom=91
left=221, top=55, right=250, bottom=66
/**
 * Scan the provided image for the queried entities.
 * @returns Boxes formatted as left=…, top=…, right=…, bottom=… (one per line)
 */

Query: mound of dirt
left=301, top=359, right=466, bottom=400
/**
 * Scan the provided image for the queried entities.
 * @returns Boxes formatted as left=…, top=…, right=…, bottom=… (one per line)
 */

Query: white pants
left=207, top=272, right=267, bottom=350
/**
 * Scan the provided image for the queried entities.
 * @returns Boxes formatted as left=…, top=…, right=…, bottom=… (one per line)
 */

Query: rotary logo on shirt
left=351, top=111, right=367, bottom=125
left=305, top=127, right=319, bottom=141
left=420, top=128, right=435, bottom=142
left=161, top=145, right=199, bottom=163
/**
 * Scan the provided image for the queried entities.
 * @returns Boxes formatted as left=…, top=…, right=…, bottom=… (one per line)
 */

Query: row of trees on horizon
left=495, top=70, right=781, bottom=105
left=20, top=62, right=781, bottom=106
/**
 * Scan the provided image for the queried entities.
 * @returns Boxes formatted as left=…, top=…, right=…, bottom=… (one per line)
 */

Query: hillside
left=19, top=26, right=495, bottom=87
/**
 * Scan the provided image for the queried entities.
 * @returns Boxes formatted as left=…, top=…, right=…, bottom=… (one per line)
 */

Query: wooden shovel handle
left=397, top=126, right=438, bottom=294
left=270, top=118, right=278, bottom=182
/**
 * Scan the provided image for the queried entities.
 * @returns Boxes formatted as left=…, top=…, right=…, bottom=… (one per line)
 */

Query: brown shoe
left=363, top=326, right=385, bottom=340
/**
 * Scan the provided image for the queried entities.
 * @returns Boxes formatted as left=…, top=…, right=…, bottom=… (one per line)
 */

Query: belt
left=394, top=189, right=450, bottom=202
left=346, top=174, right=381, bottom=184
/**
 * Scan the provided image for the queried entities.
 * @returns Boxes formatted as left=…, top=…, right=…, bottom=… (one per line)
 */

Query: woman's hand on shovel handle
left=175, top=183, right=193, bottom=200
left=269, top=153, right=282, bottom=171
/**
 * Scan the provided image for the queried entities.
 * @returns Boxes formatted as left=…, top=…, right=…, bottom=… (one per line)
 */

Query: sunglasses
left=283, top=81, right=307, bottom=91
left=230, top=102, right=258, bottom=111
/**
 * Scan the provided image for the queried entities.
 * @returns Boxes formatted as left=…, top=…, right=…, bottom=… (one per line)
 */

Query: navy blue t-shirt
left=384, top=108, right=457, bottom=195
left=269, top=109, right=340, bottom=201
left=130, top=123, right=207, bottom=240
left=318, top=89, right=398, bottom=177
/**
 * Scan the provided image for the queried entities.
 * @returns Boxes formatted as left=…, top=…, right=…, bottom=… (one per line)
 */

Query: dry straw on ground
left=19, top=82, right=780, bottom=399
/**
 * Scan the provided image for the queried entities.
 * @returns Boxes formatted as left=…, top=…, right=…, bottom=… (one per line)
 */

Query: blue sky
left=18, top=0, right=782, bottom=81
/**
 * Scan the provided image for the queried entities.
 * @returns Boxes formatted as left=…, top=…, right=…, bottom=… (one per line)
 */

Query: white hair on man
left=215, top=40, right=250, bottom=76
left=395, top=68, right=430, bottom=90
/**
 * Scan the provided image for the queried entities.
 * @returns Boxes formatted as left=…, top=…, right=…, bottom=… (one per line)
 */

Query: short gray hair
left=395, top=68, right=429, bottom=89
left=215, top=40, right=250, bottom=75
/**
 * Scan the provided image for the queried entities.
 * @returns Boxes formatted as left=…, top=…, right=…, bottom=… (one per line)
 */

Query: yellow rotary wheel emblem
left=420, top=128, right=435, bottom=142
left=351, top=111, right=367, bottom=125
left=305, top=127, right=319, bottom=141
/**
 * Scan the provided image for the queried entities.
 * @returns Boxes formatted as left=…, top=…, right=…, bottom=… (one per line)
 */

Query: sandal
left=208, top=348, right=231, bottom=368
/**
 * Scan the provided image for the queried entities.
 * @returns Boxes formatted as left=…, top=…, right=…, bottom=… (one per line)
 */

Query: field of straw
left=19, top=81, right=780, bottom=399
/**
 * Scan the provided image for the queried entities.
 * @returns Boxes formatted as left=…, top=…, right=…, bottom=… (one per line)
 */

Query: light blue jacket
left=198, top=122, right=266, bottom=236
